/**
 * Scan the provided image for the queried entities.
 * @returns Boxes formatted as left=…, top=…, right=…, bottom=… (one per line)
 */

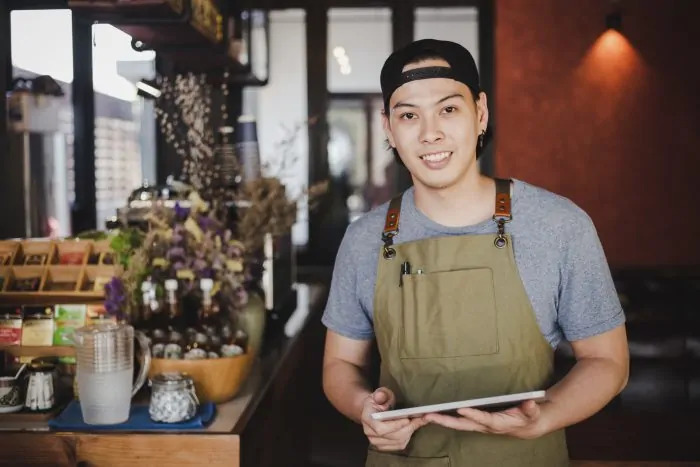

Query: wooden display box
left=42, top=266, right=83, bottom=293
left=2, top=266, right=47, bottom=293
left=17, top=240, right=53, bottom=266
left=0, top=266, right=8, bottom=292
left=0, top=240, right=20, bottom=266
left=81, top=266, right=116, bottom=293
left=0, top=239, right=117, bottom=305
left=53, top=240, right=91, bottom=266
left=87, top=240, right=116, bottom=266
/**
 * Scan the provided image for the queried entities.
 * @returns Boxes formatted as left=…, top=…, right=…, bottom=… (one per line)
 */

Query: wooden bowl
left=148, top=349, right=256, bottom=403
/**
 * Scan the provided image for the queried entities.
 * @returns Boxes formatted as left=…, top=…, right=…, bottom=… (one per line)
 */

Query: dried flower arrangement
left=103, top=72, right=327, bottom=325
left=154, top=73, right=216, bottom=195
left=104, top=194, right=249, bottom=326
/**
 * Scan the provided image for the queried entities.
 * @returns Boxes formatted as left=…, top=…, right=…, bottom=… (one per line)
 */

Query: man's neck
left=413, top=173, right=496, bottom=227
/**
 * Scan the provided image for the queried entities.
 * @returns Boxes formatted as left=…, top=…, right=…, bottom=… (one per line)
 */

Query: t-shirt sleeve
left=557, top=213, right=625, bottom=342
left=321, top=224, right=375, bottom=340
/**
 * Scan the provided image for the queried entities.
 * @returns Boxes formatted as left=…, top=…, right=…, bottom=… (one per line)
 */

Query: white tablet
left=370, top=390, right=547, bottom=421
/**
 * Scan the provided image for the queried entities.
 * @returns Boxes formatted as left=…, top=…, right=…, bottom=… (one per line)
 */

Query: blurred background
left=0, top=0, right=698, bottom=465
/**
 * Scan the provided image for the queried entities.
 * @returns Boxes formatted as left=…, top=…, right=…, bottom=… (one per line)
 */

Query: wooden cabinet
left=0, top=284, right=325, bottom=467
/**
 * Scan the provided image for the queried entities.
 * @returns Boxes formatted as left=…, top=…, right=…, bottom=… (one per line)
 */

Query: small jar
left=149, top=372, right=199, bottom=423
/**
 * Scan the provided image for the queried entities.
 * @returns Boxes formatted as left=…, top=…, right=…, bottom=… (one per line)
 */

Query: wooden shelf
left=0, top=345, right=75, bottom=358
left=0, top=292, right=105, bottom=304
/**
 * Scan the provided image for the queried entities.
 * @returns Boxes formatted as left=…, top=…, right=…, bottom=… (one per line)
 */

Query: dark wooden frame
left=0, top=0, right=493, bottom=241
left=298, top=0, right=495, bottom=263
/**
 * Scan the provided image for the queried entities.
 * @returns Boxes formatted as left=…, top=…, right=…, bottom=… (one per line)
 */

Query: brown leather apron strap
left=381, top=194, right=403, bottom=259
left=493, top=178, right=513, bottom=249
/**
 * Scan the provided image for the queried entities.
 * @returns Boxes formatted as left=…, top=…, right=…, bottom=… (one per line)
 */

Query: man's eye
left=442, top=106, right=457, bottom=114
left=400, top=112, right=416, bottom=120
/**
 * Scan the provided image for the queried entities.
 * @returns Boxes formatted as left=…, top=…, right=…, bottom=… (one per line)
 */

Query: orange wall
left=494, top=0, right=700, bottom=267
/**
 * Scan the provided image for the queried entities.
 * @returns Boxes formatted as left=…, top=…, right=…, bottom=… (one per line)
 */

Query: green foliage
left=109, top=228, right=145, bottom=269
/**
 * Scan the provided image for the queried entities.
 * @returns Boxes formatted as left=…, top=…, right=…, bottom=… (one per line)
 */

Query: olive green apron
left=366, top=179, right=569, bottom=467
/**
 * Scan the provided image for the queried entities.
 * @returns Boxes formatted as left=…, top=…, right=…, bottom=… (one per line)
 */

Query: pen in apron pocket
left=400, top=261, right=411, bottom=286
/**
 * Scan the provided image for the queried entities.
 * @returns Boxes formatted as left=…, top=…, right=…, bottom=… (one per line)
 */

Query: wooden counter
left=0, top=283, right=326, bottom=467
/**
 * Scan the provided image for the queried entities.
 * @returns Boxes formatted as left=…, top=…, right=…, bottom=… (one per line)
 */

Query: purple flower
left=197, top=215, right=215, bottom=231
left=199, top=267, right=213, bottom=279
left=193, top=258, right=208, bottom=272
left=174, top=202, right=190, bottom=221
left=166, top=247, right=185, bottom=260
left=104, top=277, right=127, bottom=322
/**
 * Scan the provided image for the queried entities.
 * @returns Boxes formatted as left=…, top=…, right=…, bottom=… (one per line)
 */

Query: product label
left=53, top=305, right=87, bottom=346
left=22, top=319, right=54, bottom=346
left=0, top=319, right=21, bottom=345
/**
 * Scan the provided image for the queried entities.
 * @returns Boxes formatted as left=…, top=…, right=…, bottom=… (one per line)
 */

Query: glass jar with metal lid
left=149, top=372, right=199, bottom=423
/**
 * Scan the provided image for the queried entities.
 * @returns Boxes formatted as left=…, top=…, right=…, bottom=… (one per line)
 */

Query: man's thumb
left=373, top=388, right=393, bottom=407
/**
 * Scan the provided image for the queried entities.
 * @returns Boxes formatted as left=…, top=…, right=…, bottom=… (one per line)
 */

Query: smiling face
left=382, top=58, right=488, bottom=194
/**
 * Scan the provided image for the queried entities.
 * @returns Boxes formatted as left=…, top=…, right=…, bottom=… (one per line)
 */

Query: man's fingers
left=366, top=417, right=411, bottom=437
left=520, top=400, right=540, bottom=419
left=409, top=416, right=430, bottom=431
left=456, top=407, right=494, bottom=426
left=425, top=413, right=486, bottom=432
left=381, top=416, right=427, bottom=441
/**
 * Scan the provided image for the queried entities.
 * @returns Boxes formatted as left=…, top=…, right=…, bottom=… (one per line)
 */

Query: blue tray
left=48, top=400, right=216, bottom=431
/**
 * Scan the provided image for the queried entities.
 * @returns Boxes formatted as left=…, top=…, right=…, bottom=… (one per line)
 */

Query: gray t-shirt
left=322, top=179, right=625, bottom=348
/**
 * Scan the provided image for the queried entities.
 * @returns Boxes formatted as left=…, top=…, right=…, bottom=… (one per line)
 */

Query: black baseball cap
left=380, top=39, right=481, bottom=110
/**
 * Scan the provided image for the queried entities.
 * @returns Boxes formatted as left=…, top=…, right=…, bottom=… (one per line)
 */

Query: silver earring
left=478, top=130, right=486, bottom=149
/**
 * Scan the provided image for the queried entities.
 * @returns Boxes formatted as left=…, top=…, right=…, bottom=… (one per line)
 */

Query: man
left=321, top=39, right=629, bottom=466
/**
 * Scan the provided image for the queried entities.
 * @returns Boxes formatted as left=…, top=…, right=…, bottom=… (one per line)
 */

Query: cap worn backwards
left=380, top=39, right=481, bottom=110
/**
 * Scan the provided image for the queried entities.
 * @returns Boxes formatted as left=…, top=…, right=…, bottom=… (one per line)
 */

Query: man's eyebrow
left=436, top=93, right=464, bottom=104
left=391, top=93, right=465, bottom=111
left=391, top=101, right=418, bottom=111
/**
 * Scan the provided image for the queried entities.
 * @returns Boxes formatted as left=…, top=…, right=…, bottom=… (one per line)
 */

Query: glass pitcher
left=71, top=323, right=150, bottom=425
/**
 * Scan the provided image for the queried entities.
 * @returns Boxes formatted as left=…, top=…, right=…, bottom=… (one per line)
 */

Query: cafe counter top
left=0, top=283, right=327, bottom=467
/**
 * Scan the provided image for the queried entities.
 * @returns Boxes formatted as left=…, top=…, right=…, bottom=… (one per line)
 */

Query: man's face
left=382, top=58, right=488, bottom=192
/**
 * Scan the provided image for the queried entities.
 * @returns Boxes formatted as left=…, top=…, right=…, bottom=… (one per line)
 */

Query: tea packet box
left=0, top=306, right=23, bottom=367
left=54, top=304, right=87, bottom=363
left=20, top=306, right=55, bottom=363
left=0, top=306, right=22, bottom=346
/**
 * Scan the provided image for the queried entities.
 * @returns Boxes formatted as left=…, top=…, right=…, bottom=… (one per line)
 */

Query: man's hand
left=424, top=400, right=546, bottom=440
left=362, top=388, right=429, bottom=451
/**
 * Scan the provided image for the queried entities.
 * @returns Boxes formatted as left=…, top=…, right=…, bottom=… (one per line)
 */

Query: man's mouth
left=419, top=151, right=452, bottom=162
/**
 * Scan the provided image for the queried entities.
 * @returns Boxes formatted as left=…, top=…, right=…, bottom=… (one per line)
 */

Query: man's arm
left=322, top=330, right=374, bottom=423
left=323, top=330, right=430, bottom=450
left=536, top=324, right=629, bottom=434
left=424, top=324, right=629, bottom=438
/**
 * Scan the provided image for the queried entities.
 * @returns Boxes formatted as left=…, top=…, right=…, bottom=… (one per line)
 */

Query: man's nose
left=419, top=115, right=444, bottom=144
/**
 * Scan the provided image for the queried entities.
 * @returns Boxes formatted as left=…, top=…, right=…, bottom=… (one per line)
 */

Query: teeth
left=420, top=151, right=451, bottom=162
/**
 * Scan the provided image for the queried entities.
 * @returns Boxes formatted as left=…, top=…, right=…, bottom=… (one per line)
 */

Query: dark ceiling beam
left=234, top=0, right=480, bottom=10
left=8, top=0, right=67, bottom=9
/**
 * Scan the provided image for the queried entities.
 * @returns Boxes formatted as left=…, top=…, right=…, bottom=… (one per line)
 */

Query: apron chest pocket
left=400, top=267, right=499, bottom=359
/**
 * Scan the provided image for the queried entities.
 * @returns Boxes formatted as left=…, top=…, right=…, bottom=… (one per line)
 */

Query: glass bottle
left=183, top=332, right=209, bottom=360
left=198, top=279, right=220, bottom=336
left=165, top=279, right=184, bottom=333
left=208, top=334, right=222, bottom=359
left=138, top=280, right=154, bottom=334
left=163, top=279, right=185, bottom=359
left=150, top=291, right=168, bottom=332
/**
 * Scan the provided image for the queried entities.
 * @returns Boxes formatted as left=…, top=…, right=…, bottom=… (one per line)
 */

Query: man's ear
left=476, top=92, right=489, bottom=131
left=381, top=110, right=396, bottom=148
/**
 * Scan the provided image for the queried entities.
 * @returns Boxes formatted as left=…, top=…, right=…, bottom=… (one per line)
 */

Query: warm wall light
left=606, top=11, right=622, bottom=31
